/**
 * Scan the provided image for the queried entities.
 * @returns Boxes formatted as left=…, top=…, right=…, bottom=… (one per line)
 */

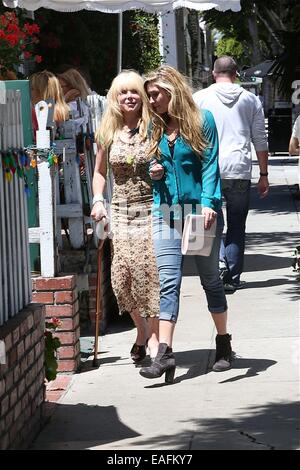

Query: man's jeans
left=219, top=179, right=251, bottom=284
left=153, top=216, right=228, bottom=322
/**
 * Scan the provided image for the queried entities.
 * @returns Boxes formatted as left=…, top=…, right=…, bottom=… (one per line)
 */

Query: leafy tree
left=216, top=37, right=247, bottom=64
left=201, top=0, right=300, bottom=97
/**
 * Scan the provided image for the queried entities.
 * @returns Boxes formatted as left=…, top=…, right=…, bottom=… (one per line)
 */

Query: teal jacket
left=152, top=109, right=222, bottom=218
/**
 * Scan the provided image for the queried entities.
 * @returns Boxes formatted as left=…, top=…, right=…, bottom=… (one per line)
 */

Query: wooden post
left=37, top=161, right=57, bottom=277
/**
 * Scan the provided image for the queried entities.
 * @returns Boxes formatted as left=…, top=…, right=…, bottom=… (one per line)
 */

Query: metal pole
left=117, top=12, right=123, bottom=74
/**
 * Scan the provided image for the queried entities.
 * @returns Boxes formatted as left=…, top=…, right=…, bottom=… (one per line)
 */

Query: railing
left=0, top=89, right=31, bottom=326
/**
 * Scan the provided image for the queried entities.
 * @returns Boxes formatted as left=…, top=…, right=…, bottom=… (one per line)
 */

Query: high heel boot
left=212, top=333, right=232, bottom=372
left=139, top=343, right=176, bottom=384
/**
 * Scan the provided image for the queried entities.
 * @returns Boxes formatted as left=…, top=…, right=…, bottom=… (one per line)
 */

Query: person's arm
left=251, top=100, right=269, bottom=198
left=200, top=110, right=222, bottom=229
left=289, top=136, right=300, bottom=155
left=256, top=150, right=269, bottom=198
left=91, top=144, right=108, bottom=222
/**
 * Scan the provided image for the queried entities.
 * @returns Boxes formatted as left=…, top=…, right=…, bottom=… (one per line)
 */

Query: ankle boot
left=130, top=343, right=146, bottom=363
left=213, top=333, right=232, bottom=372
left=139, top=343, right=176, bottom=384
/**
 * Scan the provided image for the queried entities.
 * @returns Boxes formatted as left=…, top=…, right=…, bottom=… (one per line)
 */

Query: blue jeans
left=153, top=216, right=228, bottom=322
left=219, top=179, right=251, bottom=284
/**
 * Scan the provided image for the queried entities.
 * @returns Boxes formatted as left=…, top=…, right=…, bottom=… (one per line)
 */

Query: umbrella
left=3, top=0, right=241, bottom=72
left=3, top=1, right=241, bottom=13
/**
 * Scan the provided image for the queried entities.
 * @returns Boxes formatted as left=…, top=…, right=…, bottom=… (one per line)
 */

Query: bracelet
left=92, top=194, right=104, bottom=205
left=260, top=172, right=268, bottom=176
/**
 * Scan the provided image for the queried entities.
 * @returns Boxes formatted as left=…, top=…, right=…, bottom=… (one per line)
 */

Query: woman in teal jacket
left=140, top=66, right=232, bottom=384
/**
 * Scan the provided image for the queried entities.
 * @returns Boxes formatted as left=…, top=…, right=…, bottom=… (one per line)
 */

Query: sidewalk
left=33, top=156, right=300, bottom=451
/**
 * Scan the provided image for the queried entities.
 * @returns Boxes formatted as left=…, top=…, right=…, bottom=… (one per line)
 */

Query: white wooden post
left=158, top=11, right=178, bottom=67
left=38, top=161, right=57, bottom=277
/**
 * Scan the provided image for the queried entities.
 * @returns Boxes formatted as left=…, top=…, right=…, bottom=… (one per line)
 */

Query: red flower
left=35, top=54, right=42, bottom=63
left=23, top=51, right=32, bottom=59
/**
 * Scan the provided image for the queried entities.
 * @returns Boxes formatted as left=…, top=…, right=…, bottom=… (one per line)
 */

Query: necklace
left=167, top=133, right=178, bottom=147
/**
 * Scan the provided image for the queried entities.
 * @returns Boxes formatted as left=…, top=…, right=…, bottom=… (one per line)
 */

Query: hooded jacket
left=193, top=83, right=268, bottom=180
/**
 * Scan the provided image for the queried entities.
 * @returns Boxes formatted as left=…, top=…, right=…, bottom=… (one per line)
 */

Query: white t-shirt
left=292, top=115, right=300, bottom=140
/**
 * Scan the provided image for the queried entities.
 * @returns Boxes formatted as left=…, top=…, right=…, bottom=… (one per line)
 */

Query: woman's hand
left=202, top=207, right=217, bottom=230
left=91, top=201, right=107, bottom=222
left=150, top=163, right=164, bottom=181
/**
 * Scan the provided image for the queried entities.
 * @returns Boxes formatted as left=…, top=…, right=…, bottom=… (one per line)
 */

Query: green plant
left=44, top=317, right=61, bottom=382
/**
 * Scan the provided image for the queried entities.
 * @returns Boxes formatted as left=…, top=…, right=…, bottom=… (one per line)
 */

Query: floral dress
left=108, top=130, right=159, bottom=318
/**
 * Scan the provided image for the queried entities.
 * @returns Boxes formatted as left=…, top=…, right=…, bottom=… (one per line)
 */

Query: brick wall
left=0, top=304, right=45, bottom=450
left=32, top=275, right=80, bottom=373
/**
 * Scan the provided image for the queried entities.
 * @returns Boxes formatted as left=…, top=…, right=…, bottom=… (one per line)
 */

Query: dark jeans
left=219, top=179, right=251, bottom=284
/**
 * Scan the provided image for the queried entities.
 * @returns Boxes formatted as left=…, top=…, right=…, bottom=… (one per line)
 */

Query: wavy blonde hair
left=95, top=70, right=151, bottom=150
left=30, top=70, right=70, bottom=122
left=57, top=68, right=91, bottom=100
left=144, top=65, right=206, bottom=158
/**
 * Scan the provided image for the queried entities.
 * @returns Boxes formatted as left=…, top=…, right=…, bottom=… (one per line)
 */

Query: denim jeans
left=219, top=179, right=251, bottom=284
left=153, top=216, right=228, bottom=322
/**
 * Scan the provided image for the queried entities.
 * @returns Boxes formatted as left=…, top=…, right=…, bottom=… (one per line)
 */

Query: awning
left=2, top=0, right=241, bottom=13
left=241, top=60, right=278, bottom=79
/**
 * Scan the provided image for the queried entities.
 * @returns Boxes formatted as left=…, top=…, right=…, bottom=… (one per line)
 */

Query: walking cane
left=93, top=221, right=106, bottom=367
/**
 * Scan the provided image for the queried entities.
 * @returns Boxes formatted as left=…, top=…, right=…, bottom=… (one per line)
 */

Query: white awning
left=2, top=0, right=241, bottom=13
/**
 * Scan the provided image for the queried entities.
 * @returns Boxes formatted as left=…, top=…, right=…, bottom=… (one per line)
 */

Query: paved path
left=33, top=156, right=300, bottom=451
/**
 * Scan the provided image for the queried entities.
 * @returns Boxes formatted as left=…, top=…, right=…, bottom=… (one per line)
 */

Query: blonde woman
left=91, top=70, right=160, bottom=363
left=30, top=70, right=69, bottom=124
left=139, top=65, right=232, bottom=384
left=58, top=68, right=91, bottom=136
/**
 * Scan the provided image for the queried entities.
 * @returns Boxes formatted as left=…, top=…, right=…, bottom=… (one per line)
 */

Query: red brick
left=12, top=327, right=20, bottom=345
left=5, top=371, right=14, bottom=392
left=32, top=291, right=54, bottom=304
left=25, top=334, right=32, bottom=352
left=10, top=388, right=18, bottom=407
left=45, top=304, right=75, bottom=318
left=56, top=316, right=79, bottom=332
left=17, top=340, right=25, bottom=359
left=57, top=357, right=80, bottom=373
left=0, top=379, right=5, bottom=397
left=8, top=347, right=17, bottom=368
left=27, top=314, right=34, bottom=330
left=34, top=276, right=76, bottom=291
left=5, top=409, right=14, bottom=429
left=54, top=331, right=78, bottom=345
left=57, top=344, right=79, bottom=360
left=1, top=395, right=9, bottom=417
left=4, top=333, right=12, bottom=352
left=54, top=290, right=77, bottom=304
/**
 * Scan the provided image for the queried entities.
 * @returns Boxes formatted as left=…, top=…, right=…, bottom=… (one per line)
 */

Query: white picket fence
left=0, top=90, right=31, bottom=326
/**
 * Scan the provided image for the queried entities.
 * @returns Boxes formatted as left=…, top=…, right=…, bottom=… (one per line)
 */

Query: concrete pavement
left=32, top=156, right=300, bottom=451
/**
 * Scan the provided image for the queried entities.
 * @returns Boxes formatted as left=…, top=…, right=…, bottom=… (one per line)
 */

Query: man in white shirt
left=289, top=115, right=300, bottom=154
left=194, top=56, right=269, bottom=291
left=289, top=114, right=300, bottom=194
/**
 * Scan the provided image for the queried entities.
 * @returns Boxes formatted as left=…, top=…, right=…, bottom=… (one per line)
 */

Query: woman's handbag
left=181, top=213, right=216, bottom=257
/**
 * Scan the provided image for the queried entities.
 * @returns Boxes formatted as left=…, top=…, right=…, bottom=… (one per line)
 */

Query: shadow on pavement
left=32, top=403, right=140, bottom=450
left=124, top=401, right=299, bottom=450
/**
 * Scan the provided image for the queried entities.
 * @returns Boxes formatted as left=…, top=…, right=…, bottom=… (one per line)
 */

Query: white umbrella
left=3, top=1, right=241, bottom=13
left=3, top=0, right=241, bottom=72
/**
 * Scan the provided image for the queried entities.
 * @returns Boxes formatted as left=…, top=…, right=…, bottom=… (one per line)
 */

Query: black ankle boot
left=139, top=343, right=176, bottom=384
left=213, top=333, right=232, bottom=372
left=130, top=343, right=146, bottom=363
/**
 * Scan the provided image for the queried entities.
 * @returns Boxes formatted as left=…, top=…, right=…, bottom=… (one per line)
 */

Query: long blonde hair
left=30, top=70, right=70, bottom=122
left=144, top=65, right=206, bottom=158
left=95, top=70, right=151, bottom=150
left=58, top=68, right=91, bottom=100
